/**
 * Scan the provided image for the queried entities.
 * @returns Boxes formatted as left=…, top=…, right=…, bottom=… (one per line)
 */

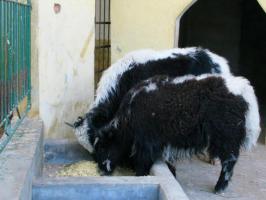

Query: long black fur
left=93, top=75, right=248, bottom=193
left=78, top=48, right=225, bottom=147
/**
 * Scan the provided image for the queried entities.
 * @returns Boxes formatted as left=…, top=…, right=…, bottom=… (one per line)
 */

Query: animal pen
left=0, top=0, right=31, bottom=152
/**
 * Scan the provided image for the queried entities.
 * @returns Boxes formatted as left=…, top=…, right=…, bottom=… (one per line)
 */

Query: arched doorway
left=178, top=0, right=266, bottom=141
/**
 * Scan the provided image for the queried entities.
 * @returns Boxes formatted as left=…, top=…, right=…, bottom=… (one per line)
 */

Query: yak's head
left=65, top=114, right=97, bottom=153
left=93, top=128, right=122, bottom=175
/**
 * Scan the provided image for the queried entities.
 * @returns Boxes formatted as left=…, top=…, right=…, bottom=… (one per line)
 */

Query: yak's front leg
left=214, top=153, right=238, bottom=194
left=133, top=143, right=159, bottom=176
left=134, top=152, right=154, bottom=176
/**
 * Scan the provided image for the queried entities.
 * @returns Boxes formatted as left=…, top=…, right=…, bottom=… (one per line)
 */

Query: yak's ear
left=73, top=116, right=84, bottom=128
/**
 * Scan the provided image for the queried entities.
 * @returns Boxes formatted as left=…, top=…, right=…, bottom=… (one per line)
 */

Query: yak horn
left=64, top=121, right=75, bottom=128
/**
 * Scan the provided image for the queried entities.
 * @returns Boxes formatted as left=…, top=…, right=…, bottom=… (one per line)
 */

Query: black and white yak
left=92, top=74, right=260, bottom=193
left=72, top=47, right=232, bottom=153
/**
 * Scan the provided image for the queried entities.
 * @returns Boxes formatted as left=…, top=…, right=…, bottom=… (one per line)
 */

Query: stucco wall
left=111, top=0, right=194, bottom=62
left=30, top=0, right=265, bottom=139
left=30, top=0, right=39, bottom=117
left=111, top=0, right=266, bottom=63
left=37, top=0, right=95, bottom=139
left=258, top=0, right=266, bottom=11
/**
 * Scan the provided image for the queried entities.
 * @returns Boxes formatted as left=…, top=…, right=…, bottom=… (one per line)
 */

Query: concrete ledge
left=0, top=118, right=43, bottom=200
left=33, top=140, right=189, bottom=200
left=33, top=177, right=160, bottom=200
left=151, top=162, right=189, bottom=200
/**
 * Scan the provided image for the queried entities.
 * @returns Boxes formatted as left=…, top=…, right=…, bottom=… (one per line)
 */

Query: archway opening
left=178, top=0, right=266, bottom=141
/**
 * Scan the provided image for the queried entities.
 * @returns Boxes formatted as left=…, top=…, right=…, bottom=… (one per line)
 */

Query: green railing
left=0, top=0, right=31, bottom=152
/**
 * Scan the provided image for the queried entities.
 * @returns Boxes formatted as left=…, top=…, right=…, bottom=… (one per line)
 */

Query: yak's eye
left=74, top=117, right=84, bottom=127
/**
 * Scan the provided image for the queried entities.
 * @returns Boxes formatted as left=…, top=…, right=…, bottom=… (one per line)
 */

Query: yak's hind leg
left=208, top=120, right=244, bottom=193
left=214, top=152, right=239, bottom=194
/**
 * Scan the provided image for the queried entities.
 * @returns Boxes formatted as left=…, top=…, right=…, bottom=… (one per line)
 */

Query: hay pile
left=56, top=160, right=135, bottom=177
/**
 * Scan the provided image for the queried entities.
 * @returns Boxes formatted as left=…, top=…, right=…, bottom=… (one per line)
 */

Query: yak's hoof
left=214, top=182, right=228, bottom=194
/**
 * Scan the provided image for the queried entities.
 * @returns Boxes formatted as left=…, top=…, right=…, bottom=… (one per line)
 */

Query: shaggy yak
left=72, top=47, right=231, bottom=153
left=92, top=74, right=260, bottom=194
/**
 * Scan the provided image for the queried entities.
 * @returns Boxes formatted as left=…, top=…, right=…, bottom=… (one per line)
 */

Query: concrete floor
left=175, top=143, right=266, bottom=200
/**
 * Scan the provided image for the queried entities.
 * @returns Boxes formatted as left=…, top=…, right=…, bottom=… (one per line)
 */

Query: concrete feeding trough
left=35, top=140, right=189, bottom=200
left=0, top=118, right=189, bottom=200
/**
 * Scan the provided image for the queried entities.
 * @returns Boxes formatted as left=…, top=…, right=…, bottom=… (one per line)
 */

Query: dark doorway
left=179, top=0, right=266, bottom=141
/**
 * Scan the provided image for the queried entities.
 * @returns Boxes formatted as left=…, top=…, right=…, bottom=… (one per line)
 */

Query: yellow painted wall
left=111, top=0, right=266, bottom=63
left=30, top=0, right=265, bottom=139
left=258, top=0, right=266, bottom=12
left=37, top=0, right=95, bottom=139
left=111, top=0, right=194, bottom=62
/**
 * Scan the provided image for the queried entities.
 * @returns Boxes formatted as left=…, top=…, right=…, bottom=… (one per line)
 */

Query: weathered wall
left=111, top=0, right=266, bottom=63
left=30, top=0, right=265, bottom=139
left=37, top=0, right=95, bottom=139
left=30, top=0, right=39, bottom=117
left=111, top=0, right=194, bottom=62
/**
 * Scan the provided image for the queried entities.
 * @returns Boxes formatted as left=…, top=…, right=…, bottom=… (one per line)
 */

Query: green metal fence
left=0, top=0, right=31, bottom=152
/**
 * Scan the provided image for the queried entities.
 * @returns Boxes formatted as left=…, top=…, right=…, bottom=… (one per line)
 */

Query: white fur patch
left=172, top=75, right=196, bottom=85
left=171, top=73, right=219, bottom=85
left=102, top=159, right=112, bottom=172
left=162, top=145, right=194, bottom=164
left=130, top=143, right=137, bottom=157
left=206, top=49, right=231, bottom=76
left=74, top=120, right=94, bottom=153
left=91, top=47, right=201, bottom=109
left=93, top=137, right=99, bottom=147
left=111, top=118, right=119, bottom=128
left=223, top=75, right=261, bottom=150
left=224, top=171, right=232, bottom=181
left=90, top=47, right=231, bottom=111
left=129, top=87, right=145, bottom=104
left=145, top=83, right=157, bottom=92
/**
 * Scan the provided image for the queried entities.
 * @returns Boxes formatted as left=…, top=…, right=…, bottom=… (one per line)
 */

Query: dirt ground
left=175, top=143, right=266, bottom=200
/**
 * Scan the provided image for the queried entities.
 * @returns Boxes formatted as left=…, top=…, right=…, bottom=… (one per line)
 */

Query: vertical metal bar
left=0, top=0, right=32, bottom=152
left=107, top=0, right=110, bottom=66
left=0, top=0, right=3, bottom=122
left=8, top=0, right=11, bottom=114
left=0, top=0, right=31, bottom=152
left=10, top=2, right=15, bottom=109
left=98, top=0, right=102, bottom=78
left=22, top=5, right=25, bottom=99
left=2, top=0, right=5, bottom=120
left=4, top=2, right=8, bottom=116
left=17, top=2, right=21, bottom=101
left=14, top=1, right=18, bottom=107
left=27, top=2, right=31, bottom=107
left=94, top=0, right=97, bottom=85
left=0, top=0, right=1, bottom=121
left=102, top=0, right=106, bottom=71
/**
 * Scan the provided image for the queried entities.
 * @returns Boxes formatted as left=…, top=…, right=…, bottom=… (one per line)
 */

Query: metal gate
left=95, top=0, right=111, bottom=86
left=0, top=0, right=31, bottom=152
